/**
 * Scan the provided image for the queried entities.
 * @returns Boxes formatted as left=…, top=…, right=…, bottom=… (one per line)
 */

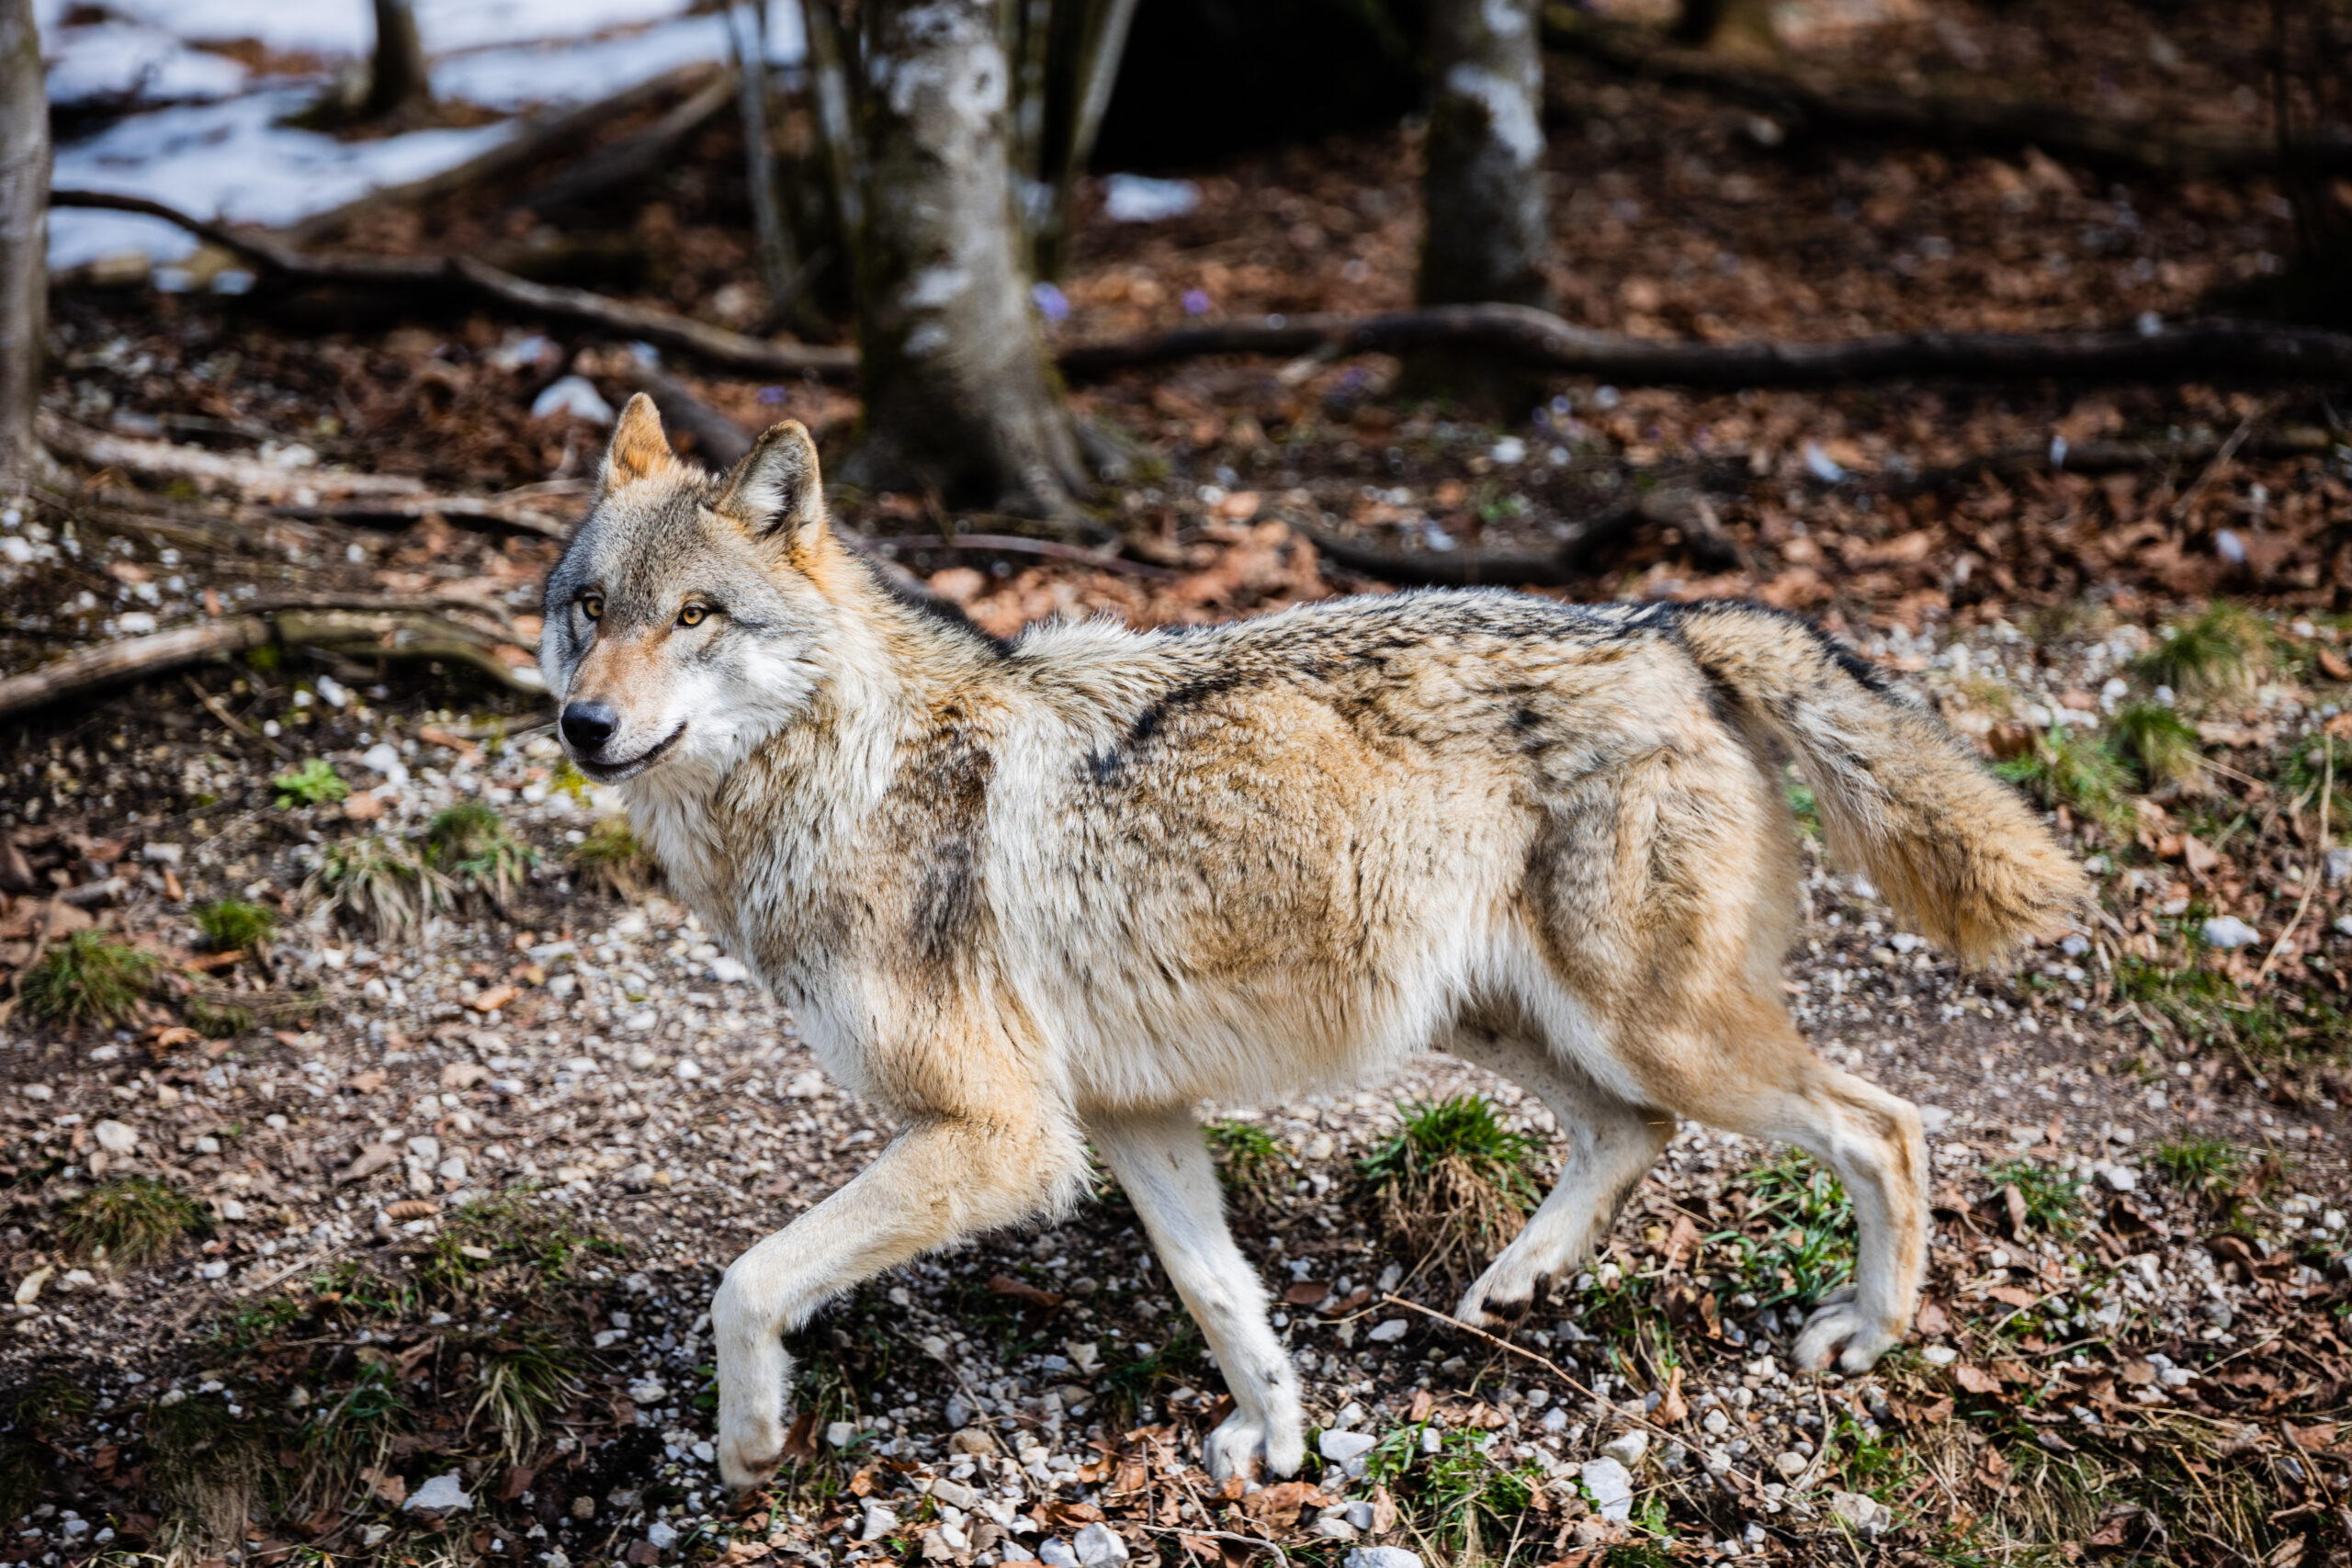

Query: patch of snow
left=1101, top=174, right=1199, bottom=223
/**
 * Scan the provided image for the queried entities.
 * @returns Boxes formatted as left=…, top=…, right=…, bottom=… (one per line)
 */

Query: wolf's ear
left=600, top=393, right=678, bottom=491
left=717, top=420, right=827, bottom=556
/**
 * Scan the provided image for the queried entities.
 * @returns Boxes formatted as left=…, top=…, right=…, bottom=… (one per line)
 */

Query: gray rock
left=1346, top=1549, right=1424, bottom=1568
left=1578, top=1457, right=1634, bottom=1520
left=1075, top=1522, right=1130, bottom=1567
left=929, top=1478, right=983, bottom=1512
left=1038, top=1539, right=1080, bottom=1568
left=1365, top=1319, right=1408, bottom=1343
left=2201, top=915, right=2260, bottom=949
left=1774, top=1450, right=1810, bottom=1481
left=1600, top=1429, right=1647, bottom=1467
left=857, top=1503, right=899, bottom=1541
left=1829, top=1491, right=1892, bottom=1535
left=405, top=1472, right=473, bottom=1513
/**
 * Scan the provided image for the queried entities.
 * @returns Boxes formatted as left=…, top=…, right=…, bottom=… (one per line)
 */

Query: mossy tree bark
left=362, top=0, right=432, bottom=120
left=1413, top=0, right=1552, bottom=405
left=0, top=0, right=49, bottom=496
left=834, top=0, right=1088, bottom=513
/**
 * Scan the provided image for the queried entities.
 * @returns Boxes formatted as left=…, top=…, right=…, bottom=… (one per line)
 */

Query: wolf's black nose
left=561, top=701, right=619, bottom=752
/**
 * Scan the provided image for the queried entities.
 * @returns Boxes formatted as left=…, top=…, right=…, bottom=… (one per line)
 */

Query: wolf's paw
left=1456, top=1263, right=1554, bottom=1331
left=1204, top=1409, right=1306, bottom=1483
left=717, top=1412, right=786, bottom=1493
left=1792, top=1297, right=1898, bottom=1374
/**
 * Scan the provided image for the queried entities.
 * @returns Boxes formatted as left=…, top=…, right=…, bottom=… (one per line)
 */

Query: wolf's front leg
left=1089, top=1107, right=1306, bottom=1481
left=714, top=1114, right=1075, bottom=1490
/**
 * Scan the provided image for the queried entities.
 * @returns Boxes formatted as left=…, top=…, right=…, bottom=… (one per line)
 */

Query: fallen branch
left=1292, top=484, right=1742, bottom=587
left=36, top=411, right=428, bottom=501
left=1057, top=303, right=2352, bottom=388
left=266, top=493, right=572, bottom=538
left=1881, top=426, right=2339, bottom=495
left=52, top=193, right=2352, bottom=393
left=518, top=69, right=739, bottom=214
left=49, top=189, right=855, bottom=383
left=279, top=63, right=726, bottom=246
left=0, top=606, right=544, bottom=722
left=1540, top=6, right=2352, bottom=180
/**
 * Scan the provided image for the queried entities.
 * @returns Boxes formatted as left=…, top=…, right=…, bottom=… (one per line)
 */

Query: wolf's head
left=540, top=394, right=842, bottom=784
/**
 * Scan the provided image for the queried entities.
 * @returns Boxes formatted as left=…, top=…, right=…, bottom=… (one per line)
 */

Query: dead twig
left=2170, top=402, right=2270, bottom=525
left=0, top=605, right=545, bottom=722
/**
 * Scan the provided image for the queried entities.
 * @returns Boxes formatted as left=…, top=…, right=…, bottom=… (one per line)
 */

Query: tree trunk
left=1672, top=0, right=1782, bottom=60
left=840, top=0, right=1087, bottom=512
left=1414, top=0, right=1551, bottom=405
left=1010, top=0, right=1140, bottom=280
left=0, top=0, right=48, bottom=496
left=362, top=0, right=431, bottom=120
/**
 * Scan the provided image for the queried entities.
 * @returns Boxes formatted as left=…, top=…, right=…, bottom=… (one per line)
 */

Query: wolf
left=542, top=396, right=2088, bottom=1491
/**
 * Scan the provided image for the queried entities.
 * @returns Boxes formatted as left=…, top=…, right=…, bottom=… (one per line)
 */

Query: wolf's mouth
left=574, top=722, right=687, bottom=783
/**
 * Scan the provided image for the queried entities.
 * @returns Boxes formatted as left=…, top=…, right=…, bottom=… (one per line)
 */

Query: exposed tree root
left=36, top=412, right=428, bottom=501
left=52, top=197, right=2352, bottom=400
left=0, top=605, right=545, bottom=721
left=1057, top=303, right=2352, bottom=387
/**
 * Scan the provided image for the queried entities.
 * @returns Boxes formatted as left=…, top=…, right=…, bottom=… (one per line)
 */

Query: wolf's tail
left=1671, top=601, right=2091, bottom=964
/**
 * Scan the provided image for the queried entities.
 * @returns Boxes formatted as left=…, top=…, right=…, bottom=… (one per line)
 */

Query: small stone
left=2093, top=1162, right=2139, bottom=1192
left=92, top=1120, right=136, bottom=1156
left=647, top=1519, right=680, bottom=1549
left=1701, top=1407, right=1731, bottom=1437
left=628, top=1379, right=668, bottom=1404
left=1038, top=1539, right=1080, bottom=1568
left=2326, top=847, right=2352, bottom=886
left=1922, top=1345, right=1959, bottom=1366
left=858, top=1504, right=899, bottom=1541
left=1344, top=1501, right=1375, bottom=1531
left=1829, top=1491, right=1891, bottom=1535
left=948, top=1426, right=996, bottom=1454
left=1313, top=1517, right=1359, bottom=1541
left=930, top=1479, right=982, bottom=1512
left=1074, top=1521, right=1129, bottom=1567
left=1774, top=1450, right=1809, bottom=1481
left=1319, top=1429, right=1378, bottom=1464
left=1346, top=1549, right=1423, bottom=1568
left=1578, top=1457, right=1634, bottom=1521
left=405, top=1472, right=473, bottom=1513
left=825, top=1420, right=860, bottom=1449
left=1600, top=1430, right=1648, bottom=1467
left=1366, top=1319, right=1408, bottom=1343
left=2200, top=915, right=2260, bottom=949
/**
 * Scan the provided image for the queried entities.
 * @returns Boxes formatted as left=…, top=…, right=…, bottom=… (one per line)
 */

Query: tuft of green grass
left=465, top=1325, right=584, bottom=1462
left=305, top=835, right=448, bottom=939
left=2115, top=954, right=2346, bottom=1058
left=2278, top=732, right=2352, bottom=825
left=1985, top=1158, right=2085, bottom=1236
left=1724, top=1151, right=1855, bottom=1311
left=570, top=815, right=656, bottom=897
left=1994, top=723, right=2131, bottom=832
left=192, top=897, right=277, bottom=952
left=2151, top=1134, right=2246, bottom=1203
left=2108, top=702, right=2205, bottom=790
left=1362, top=1095, right=1545, bottom=1284
left=1204, top=1119, right=1286, bottom=1194
left=424, top=802, right=537, bottom=905
left=19, top=930, right=157, bottom=1028
left=207, top=1295, right=307, bottom=1354
left=271, top=758, right=349, bottom=809
left=412, top=1190, right=624, bottom=1304
left=57, top=1177, right=209, bottom=1266
left=1363, top=1423, right=1549, bottom=1562
left=186, top=992, right=255, bottom=1039
left=1785, top=770, right=1823, bottom=840
left=1096, top=1323, right=1206, bottom=1424
left=2135, top=605, right=2263, bottom=698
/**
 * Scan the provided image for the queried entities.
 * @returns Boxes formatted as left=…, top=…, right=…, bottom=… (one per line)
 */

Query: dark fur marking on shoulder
left=891, top=723, right=997, bottom=967
left=865, top=556, right=1013, bottom=657
left=1087, top=670, right=1251, bottom=784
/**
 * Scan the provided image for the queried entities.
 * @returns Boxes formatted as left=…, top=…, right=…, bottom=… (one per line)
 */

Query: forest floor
left=5, top=0, right=2352, bottom=1564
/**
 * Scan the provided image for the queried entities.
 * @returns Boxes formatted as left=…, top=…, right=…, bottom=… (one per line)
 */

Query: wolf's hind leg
left=1658, top=1013, right=1928, bottom=1374
left=1445, top=1028, right=1674, bottom=1328
left=713, top=1114, right=1074, bottom=1491
left=1089, top=1107, right=1306, bottom=1481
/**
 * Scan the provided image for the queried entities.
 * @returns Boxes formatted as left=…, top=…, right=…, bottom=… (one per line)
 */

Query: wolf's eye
left=678, top=604, right=708, bottom=627
left=580, top=593, right=604, bottom=622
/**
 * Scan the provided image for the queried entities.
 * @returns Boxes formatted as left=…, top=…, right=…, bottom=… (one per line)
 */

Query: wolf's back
left=1670, top=602, right=2090, bottom=964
